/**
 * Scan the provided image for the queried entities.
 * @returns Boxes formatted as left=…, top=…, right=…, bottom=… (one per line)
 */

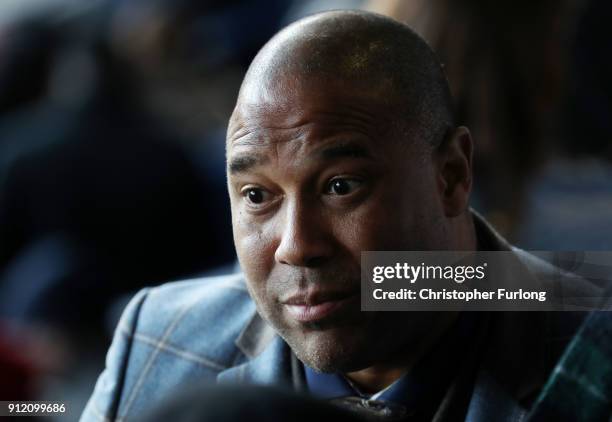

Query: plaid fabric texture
left=527, top=311, right=612, bottom=422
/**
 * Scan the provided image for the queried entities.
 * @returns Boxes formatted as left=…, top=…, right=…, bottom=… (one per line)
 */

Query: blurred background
left=0, top=0, right=610, bottom=419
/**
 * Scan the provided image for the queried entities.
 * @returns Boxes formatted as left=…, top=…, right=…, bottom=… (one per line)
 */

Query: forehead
left=227, top=76, right=397, bottom=155
left=226, top=112, right=381, bottom=179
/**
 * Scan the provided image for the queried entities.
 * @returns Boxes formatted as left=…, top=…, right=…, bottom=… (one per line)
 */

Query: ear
left=434, top=126, right=473, bottom=217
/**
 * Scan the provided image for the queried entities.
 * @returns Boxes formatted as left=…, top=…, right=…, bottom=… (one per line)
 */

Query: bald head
left=235, top=10, right=455, bottom=148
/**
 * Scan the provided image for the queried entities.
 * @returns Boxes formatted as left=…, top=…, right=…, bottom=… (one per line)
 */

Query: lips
left=281, top=291, right=358, bottom=323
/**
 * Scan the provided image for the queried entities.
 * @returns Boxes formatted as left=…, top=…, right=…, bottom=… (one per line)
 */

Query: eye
left=242, top=187, right=271, bottom=205
left=325, top=178, right=362, bottom=196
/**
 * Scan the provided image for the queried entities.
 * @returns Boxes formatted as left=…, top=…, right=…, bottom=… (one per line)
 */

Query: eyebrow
left=317, top=141, right=374, bottom=161
left=228, top=154, right=269, bottom=174
left=228, top=141, right=373, bottom=175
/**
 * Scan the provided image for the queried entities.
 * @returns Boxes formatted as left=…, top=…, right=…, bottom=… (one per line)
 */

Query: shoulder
left=119, top=273, right=257, bottom=369
left=130, top=272, right=252, bottom=330
left=509, top=247, right=600, bottom=342
left=479, top=248, right=599, bottom=408
left=511, top=247, right=602, bottom=300
left=81, top=273, right=259, bottom=421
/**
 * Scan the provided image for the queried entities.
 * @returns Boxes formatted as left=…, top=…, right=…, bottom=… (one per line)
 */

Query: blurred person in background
left=368, top=0, right=612, bottom=251
left=0, top=0, right=230, bottom=331
left=0, top=0, right=290, bottom=414
left=366, top=0, right=577, bottom=241
left=516, top=0, right=612, bottom=250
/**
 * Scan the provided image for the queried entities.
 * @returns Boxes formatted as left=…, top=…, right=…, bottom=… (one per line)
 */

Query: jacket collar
left=471, top=208, right=512, bottom=252
left=217, top=333, right=293, bottom=387
left=234, top=308, right=277, bottom=359
left=216, top=304, right=292, bottom=386
left=471, top=209, right=590, bottom=412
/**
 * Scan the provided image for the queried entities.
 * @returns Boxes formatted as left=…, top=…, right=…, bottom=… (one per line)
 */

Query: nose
left=274, top=198, right=334, bottom=267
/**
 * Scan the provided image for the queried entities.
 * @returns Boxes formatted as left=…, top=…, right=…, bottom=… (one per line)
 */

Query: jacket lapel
left=217, top=310, right=294, bottom=388
left=216, top=336, right=294, bottom=387
left=438, top=211, right=564, bottom=421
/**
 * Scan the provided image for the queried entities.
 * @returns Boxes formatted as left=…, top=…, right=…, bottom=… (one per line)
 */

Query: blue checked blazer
left=81, top=215, right=598, bottom=422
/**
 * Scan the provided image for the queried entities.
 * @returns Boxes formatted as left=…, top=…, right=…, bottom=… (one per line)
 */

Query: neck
left=452, top=211, right=478, bottom=251
left=344, top=311, right=459, bottom=394
left=344, top=212, right=477, bottom=393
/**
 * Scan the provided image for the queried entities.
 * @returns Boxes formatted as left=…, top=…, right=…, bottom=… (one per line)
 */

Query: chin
left=283, top=326, right=374, bottom=373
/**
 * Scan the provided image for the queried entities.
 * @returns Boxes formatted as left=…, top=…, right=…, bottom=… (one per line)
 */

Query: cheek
left=339, top=179, right=442, bottom=252
left=232, top=215, right=286, bottom=325
left=232, top=212, right=277, bottom=289
left=334, top=191, right=408, bottom=252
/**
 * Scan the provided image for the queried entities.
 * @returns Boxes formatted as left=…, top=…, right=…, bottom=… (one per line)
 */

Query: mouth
left=281, top=290, right=359, bottom=323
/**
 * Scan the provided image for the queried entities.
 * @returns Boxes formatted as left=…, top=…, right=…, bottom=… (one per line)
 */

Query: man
left=81, top=10, right=596, bottom=421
